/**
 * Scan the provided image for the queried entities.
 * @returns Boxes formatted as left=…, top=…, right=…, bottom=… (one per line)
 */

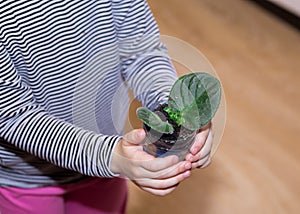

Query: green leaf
left=168, top=72, right=221, bottom=130
left=136, top=107, right=174, bottom=134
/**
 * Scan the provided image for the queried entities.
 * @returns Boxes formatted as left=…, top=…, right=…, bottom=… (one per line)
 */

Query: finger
left=192, top=154, right=211, bottom=169
left=140, top=186, right=177, bottom=196
left=113, top=145, right=154, bottom=164
left=145, top=161, right=192, bottom=179
left=199, top=129, right=213, bottom=158
left=188, top=129, right=214, bottom=162
left=201, top=157, right=212, bottom=168
left=135, top=170, right=190, bottom=190
left=132, top=179, right=178, bottom=196
left=189, top=122, right=211, bottom=156
left=125, top=154, right=179, bottom=179
left=194, top=156, right=212, bottom=169
left=140, top=155, right=179, bottom=172
left=123, top=129, right=146, bottom=145
left=185, top=131, right=208, bottom=162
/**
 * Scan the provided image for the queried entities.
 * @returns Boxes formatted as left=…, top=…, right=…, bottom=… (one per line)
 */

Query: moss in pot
left=136, top=72, right=222, bottom=161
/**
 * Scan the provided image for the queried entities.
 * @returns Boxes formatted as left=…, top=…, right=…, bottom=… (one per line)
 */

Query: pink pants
left=0, top=177, right=127, bottom=214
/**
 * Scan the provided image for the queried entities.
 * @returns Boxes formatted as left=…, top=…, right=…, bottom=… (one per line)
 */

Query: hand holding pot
left=185, top=122, right=213, bottom=169
left=110, top=129, right=192, bottom=196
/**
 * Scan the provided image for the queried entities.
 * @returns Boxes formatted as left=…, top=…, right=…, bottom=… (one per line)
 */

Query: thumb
left=123, top=129, right=146, bottom=145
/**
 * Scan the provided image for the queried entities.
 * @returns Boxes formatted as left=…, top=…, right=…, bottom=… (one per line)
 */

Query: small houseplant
left=136, top=72, right=222, bottom=160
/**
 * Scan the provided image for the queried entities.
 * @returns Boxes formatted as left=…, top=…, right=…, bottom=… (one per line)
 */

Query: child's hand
left=185, top=122, right=213, bottom=169
left=111, top=129, right=192, bottom=196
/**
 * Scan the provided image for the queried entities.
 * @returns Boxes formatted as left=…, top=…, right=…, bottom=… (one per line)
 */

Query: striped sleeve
left=112, top=0, right=178, bottom=110
left=0, top=42, right=121, bottom=178
left=0, top=0, right=178, bottom=184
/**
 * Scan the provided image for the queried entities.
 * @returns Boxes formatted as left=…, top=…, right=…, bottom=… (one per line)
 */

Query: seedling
left=137, top=72, right=222, bottom=133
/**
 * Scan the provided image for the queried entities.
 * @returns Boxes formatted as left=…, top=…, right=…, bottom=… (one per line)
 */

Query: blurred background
left=126, top=0, right=300, bottom=213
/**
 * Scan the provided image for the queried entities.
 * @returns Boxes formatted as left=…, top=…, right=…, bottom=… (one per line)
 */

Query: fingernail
left=192, top=148, right=197, bottom=154
left=186, top=154, right=193, bottom=162
left=192, top=147, right=199, bottom=154
left=184, top=170, right=191, bottom=178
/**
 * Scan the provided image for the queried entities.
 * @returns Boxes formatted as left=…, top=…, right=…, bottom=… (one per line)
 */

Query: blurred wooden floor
left=126, top=0, right=300, bottom=214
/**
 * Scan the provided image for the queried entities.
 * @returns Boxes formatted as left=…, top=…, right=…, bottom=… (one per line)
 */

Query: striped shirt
left=0, top=0, right=177, bottom=188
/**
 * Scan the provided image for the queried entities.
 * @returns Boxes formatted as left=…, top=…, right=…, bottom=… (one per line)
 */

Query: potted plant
left=136, top=72, right=222, bottom=160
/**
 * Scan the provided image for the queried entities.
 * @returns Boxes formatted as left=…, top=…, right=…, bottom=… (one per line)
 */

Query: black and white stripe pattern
left=0, top=0, right=177, bottom=188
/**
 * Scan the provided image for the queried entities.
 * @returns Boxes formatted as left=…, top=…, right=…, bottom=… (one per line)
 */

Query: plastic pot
left=143, top=124, right=196, bottom=161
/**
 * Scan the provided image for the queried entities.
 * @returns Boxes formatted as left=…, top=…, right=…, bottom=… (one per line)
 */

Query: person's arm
left=112, top=0, right=177, bottom=109
left=0, top=42, right=120, bottom=177
left=0, top=41, right=191, bottom=196
left=112, top=0, right=213, bottom=170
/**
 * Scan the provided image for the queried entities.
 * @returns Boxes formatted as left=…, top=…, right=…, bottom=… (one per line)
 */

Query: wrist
left=110, top=139, right=123, bottom=174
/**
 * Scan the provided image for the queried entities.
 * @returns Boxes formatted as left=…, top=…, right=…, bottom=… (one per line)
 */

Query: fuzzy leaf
left=136, top=107, right=174, bottom=134
left=168, top=72, right=221, bottom=130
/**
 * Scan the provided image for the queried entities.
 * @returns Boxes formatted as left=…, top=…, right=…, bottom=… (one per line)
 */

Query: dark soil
left=145, top=104, right=193, bottom=147
left=143, top=103, right=196, bottom=157
left=144, top=103, right=193, bottom=142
